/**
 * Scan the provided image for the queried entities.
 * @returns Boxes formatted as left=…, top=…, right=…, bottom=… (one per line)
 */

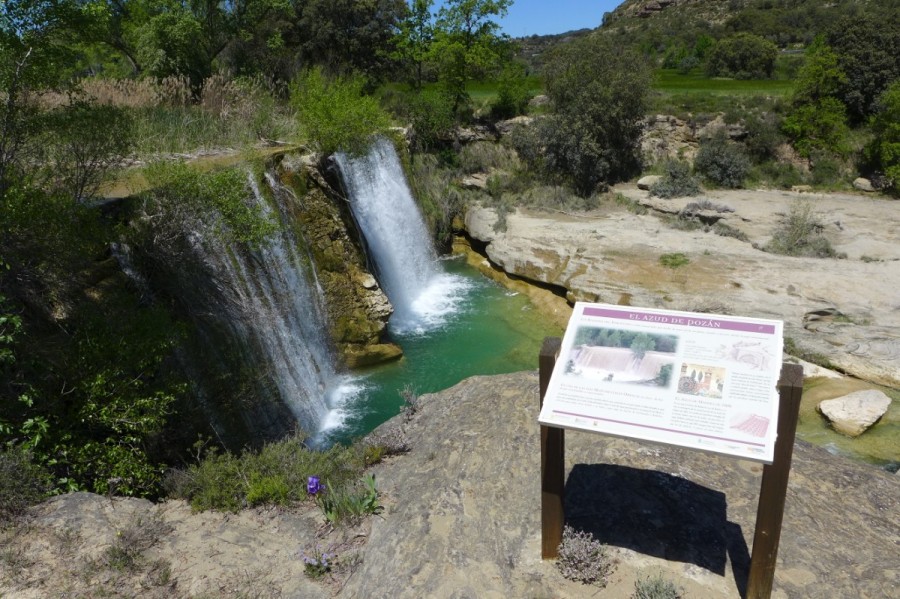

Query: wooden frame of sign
left=539, top=337, right=804, bottom=599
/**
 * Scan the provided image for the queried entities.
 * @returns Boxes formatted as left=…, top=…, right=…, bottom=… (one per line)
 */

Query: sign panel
left=538, top=303, right=784, bottom=463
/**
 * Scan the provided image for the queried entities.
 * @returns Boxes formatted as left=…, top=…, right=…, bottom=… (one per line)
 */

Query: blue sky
left=432, top=1, right=626, bottom=37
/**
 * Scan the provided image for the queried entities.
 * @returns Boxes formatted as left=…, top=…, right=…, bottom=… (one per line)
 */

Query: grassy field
left=653, top=69, right=795, bottom=96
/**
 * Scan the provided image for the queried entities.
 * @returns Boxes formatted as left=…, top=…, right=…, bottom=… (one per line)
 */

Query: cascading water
left=335, top=137, right=469, bottom=333
left=186, top=173, right=354, bottom=437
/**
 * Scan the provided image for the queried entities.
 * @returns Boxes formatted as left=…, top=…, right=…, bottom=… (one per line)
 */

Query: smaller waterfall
left=336, top=138, right=469, bottom=332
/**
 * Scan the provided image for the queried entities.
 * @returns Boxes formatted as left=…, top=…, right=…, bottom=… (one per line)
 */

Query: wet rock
left=818, top=390, right=892, bottom=437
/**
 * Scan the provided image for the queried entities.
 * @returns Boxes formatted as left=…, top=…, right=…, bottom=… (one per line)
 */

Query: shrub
left=556, top=525, right=616, bottom=587
left=763, top=201, right=840, bottom=258
left=459, top=142, right=520, bottom=174
left=0, top=446, right=52, bottom=522
left=291, top=67, right=392, bottom=156
left=650, top=160, right=701, bottom=198
left=491, top=63, right=534, bottom=120
left=405, top=88, right=457, bottom=152
left=659, top=253, right=690, bottom=269
left=705, top=33, right=778, bottom=79
left=694, top=133, right=751, bottom=188
left=743, top=113, right=784, bottom=162
left=633, top=573, right=683, bottom=599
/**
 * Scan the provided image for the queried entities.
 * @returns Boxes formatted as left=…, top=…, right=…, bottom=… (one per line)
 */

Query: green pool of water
left=324, top=257, right=563, bottom=445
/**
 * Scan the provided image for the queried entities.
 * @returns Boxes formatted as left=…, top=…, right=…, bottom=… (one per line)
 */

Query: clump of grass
left=632, top=573, right=684, bottom=599
left=762, top=202, right=842, bottom=258
left=100, top=514, right=172, bottom=573
left=556, top=525, right=616, bottom=587
left=659, top=253, right=690, bottom=268
left=711, top=221, right=749, bottom=241
left=459, top=141, right=521, bottom=174
left=612, top=192, right=649, bottom=214
left=0, top=446, right=52, bottom=523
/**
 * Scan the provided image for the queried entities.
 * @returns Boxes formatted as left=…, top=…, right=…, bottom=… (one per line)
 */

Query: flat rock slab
left=343, top=372, right=900, bottom=599
left=464, top=187, right=900, bottom=388
left=819, top=390, right=893, bottom=436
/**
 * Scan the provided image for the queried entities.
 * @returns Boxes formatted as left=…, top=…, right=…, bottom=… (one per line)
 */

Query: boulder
left=818, top=390, right=892, bottom=437
left=528, top=94, right=550, bottom=108
left=853, top=177, right=876, bottom=192
left=495, top=115, right=534, bottom=136
left=637, top=175, right=662, bottom=190
left=461, top=172, right=489, bottom=190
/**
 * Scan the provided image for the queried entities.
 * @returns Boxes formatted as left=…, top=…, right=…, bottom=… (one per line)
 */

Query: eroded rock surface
left=5, top=373, right=898, bottom=598
left=464, top=187, right=900, bottom=388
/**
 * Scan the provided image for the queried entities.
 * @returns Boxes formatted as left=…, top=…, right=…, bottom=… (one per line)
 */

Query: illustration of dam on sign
left=563, top=326, right=678, bottom=387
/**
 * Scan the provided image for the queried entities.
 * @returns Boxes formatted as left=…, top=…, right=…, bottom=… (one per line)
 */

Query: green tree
left=541, top=35, right=652, bottom=196
left=827, top=13, right=900, bottom=122
left=705, top=33, right=778, bottom=80
left=393, top=0, right=435, bottom=89
left=629, top=333, right=655, bottom=361
left=431, top=0, right=513, bottom=113
left=782, top=38, right=850, bottom=159
left=866, top=80, right=900, bottom=195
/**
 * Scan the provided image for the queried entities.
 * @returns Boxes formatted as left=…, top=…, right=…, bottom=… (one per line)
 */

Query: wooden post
left=539, top=336, right=564, bottom=559
left=746, top=363, right=804, bottom=599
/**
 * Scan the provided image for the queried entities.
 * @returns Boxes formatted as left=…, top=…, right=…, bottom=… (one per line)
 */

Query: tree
left=431, top=0, right=513, bottom=112
left=705, top=33, right=778, bottom=80
left=629, top=333, right=655, bottom=361
left=866, top=80, right=900, bottom=195
left=827, top=13, right=900, bottom=122
left=541, top=35, right=652, bottom=196
left=393, top=0, right=435, bottom=89
left=782, top=38, right=850, bottom=159
left=298, top=0, right=407, bottom=82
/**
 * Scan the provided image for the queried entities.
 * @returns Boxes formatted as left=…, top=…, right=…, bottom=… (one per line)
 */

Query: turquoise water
left=321, top=256, right=563, bottom=445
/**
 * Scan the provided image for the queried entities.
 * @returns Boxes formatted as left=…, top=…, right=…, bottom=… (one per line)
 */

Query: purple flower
left=307, top=475, right=324, bottom=495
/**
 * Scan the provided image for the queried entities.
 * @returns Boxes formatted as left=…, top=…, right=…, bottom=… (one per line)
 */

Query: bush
left=705, top=33, right=778, bottom=79
left=556, top=525, right=616, bottom=587
left=0, top=446, right=52, bottom=521
left=491, top=63, right=534, bottom=120
left=291, top=67, right=392, bottom=156
left=763, top=201, right=841, bottom=258
left=650, top=160, right=701, bottom=198
left=743, top=113, right=785, bottom=162
left=406, top=88, right=457, bottom=152
left=694, top=133, right=751, bottom=188
left=633, top=573, right=683, bottom=599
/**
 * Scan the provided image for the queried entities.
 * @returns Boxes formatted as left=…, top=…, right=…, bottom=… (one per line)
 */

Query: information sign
left=538, top=303, right=784, bottom=463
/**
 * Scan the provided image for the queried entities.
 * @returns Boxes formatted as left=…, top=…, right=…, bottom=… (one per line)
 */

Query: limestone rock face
left=496, top=115, right=534, bottom=137
left=277, top=158, right=397, bottom=366
left=818, top=390, right=892, bottom=437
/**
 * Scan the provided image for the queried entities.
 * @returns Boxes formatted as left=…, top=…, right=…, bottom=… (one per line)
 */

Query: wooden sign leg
left=746, top=363, right=804, bottom=599
left=539, top=337, right=564, bottom=559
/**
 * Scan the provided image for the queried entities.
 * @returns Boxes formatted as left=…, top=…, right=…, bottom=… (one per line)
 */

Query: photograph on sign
left=538, top=303, right=784, bottom=463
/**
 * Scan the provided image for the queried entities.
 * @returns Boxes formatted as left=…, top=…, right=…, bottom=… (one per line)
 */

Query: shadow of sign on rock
left=564, top=464, right=751, bottom=594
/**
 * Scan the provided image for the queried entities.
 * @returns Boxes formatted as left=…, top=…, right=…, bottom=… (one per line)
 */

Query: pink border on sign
left=582, top=306, right=777, bottom=335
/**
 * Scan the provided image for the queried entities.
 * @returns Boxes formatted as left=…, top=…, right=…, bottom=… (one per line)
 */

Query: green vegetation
left=542, top=35, right=652, bottom=195
left=556, top=525, right=616, bottom=587
left=165, top=434, right=383, bottom=524
left=694, top=132, right=751, bottom=188
left=705, top=33, right=778, bottom=80
left=659, top=253, right=691, bottom=269
left=866, top=81, right=900, bottom=195
left=763, top=202, right=841, bottom=259
left=650, top=160, right=701, bottom=198
left=633, top=573, right=683, bottom=599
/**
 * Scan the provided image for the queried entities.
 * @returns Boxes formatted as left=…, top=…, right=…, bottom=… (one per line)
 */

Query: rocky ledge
left=464, top=187, right=900, bottom=389
left=4, top=373, right=898, bottom=598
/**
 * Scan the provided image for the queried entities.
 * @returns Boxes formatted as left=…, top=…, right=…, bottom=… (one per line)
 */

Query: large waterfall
left=336, top=138, right=468, bottom=332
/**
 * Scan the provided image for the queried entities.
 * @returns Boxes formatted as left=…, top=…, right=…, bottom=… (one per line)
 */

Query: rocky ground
left=2, top=373, right=898, bottom=598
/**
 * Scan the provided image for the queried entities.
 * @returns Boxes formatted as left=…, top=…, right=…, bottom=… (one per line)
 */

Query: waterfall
left=335, top=137, right=468, bottom=332
left=187, top=173, right=351, bottom=436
